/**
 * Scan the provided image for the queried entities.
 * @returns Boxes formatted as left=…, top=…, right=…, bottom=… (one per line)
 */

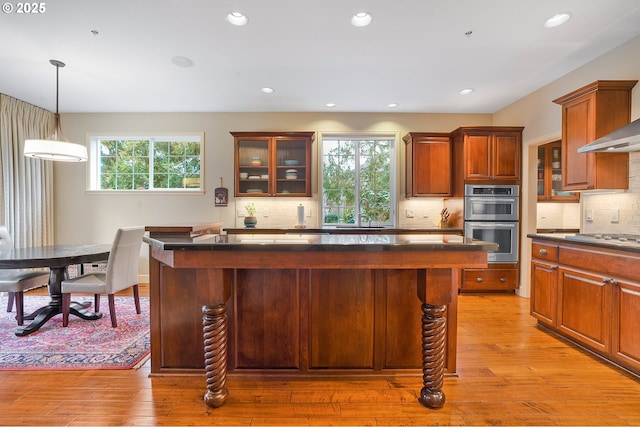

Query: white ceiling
left=2, top=0, right=640, bottom=114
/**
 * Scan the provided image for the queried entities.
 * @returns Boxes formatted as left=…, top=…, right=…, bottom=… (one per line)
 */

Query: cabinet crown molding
left=552, top=80, right=638, bottom=105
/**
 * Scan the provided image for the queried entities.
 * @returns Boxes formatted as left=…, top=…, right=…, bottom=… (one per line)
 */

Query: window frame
left=319, top=132, right=397, bottom=227
left=86, top=132, right=205, bottom=193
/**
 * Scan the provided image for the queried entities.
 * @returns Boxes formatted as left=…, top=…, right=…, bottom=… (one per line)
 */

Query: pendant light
left=24, top=59, right=88, bottom=162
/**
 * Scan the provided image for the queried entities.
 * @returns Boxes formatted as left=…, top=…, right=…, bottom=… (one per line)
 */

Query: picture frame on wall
left=215, top=177, right=228, bottom=207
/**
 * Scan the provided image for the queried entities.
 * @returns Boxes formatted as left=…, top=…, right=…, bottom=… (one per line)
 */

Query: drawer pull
left=476, top=277, right=484, bottom=283
left=539, top=249, right=548, bottom=255
left=499, top=277, right=506, bottom=283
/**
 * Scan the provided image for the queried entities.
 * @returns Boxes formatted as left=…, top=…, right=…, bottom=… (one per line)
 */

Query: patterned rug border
left=0, top=295, right=150, bottom=371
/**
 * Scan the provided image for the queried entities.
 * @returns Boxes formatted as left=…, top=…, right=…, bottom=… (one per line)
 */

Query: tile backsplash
left=238, top=152, right=640, bottom=233
left=581, top=152, right=640, bottom=234
left=233, top=197, right=456, bottom=229
left=537, top=202, right=580, bottom=230
left=234, top=198, right=320, bottom=228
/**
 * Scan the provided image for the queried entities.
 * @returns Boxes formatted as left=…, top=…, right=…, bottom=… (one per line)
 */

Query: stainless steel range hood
left=578, top=118, right=640, bottom=153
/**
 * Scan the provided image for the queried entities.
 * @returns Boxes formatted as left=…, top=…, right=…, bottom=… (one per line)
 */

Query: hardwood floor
left=1, top=287, right=640, bottom=426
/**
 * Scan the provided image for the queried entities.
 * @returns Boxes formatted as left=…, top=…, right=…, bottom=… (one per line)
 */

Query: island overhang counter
left=144, top=232, right=497, bottom=409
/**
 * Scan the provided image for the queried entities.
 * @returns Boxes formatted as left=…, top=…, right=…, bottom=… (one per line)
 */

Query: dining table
left=0, top=243, right=111, bottom=336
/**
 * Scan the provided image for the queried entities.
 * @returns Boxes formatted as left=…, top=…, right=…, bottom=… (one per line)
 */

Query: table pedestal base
left=16, top=300, right=102, bottom=337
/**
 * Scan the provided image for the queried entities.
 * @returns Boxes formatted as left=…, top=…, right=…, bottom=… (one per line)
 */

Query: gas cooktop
left=564, top=233, right=640, bottom=247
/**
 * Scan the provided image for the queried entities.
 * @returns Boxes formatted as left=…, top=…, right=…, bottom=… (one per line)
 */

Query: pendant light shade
left=24, top=60, right=88, bottom=162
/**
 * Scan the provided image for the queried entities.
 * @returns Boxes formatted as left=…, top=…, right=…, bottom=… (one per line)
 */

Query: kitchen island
left=144, top=232, right=496, bottom=409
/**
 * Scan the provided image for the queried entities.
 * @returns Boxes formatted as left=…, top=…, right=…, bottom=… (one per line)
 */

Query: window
left=88, top=133, right=203, bottom=191
left=321, top=134, right=396, bottom=226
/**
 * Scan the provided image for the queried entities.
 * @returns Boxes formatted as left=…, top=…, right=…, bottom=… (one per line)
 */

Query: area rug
left=0, top=295, right=150, bottom=370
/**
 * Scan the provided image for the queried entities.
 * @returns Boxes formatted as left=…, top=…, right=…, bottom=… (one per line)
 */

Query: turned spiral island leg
left=202, top=304, right=229, bottom=408
left=418, top=303, right=447, bottom=409
left=416, top=268, right=456, bottom=410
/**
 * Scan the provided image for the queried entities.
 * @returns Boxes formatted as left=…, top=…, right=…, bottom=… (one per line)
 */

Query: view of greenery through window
left=94, top=136, right=201, bottom=190
left=322, top=136, right=395, bottom=226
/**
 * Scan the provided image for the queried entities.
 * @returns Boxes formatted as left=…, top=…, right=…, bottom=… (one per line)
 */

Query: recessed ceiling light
left=351, top=12, right=372, bottom=27
left=459, top=88, right=475, bottom=95
left=387, top=103, right=399, bottom=108
left=326, top=103, right=337, bottom=108
left=261, top=87, right=274, bottom=94
left=171, top=56, right=195, bottom=68
left=227, top=11, right=248, bottom=26
left=543, top=13, right=571, bottom=28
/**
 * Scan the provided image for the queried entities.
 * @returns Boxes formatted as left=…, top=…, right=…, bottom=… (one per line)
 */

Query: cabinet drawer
left=532, top=242, right=558, bottom=263
left=462, top=268, right=518, bottom=290
left=559, top=245, right=640, bottom=282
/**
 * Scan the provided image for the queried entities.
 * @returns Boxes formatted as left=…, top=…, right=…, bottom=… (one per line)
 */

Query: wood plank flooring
left=1, top=287, right=639, bottom=425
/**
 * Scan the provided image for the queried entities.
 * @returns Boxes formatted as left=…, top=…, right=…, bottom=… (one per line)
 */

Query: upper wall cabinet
left=232, top=132, right=315, bottom=197
left=403, top=132, right=452, bottom=197
left=537, top=141, right=579, bottom=202
left=553, top=80, right=637, bottom=191
left=451, top=126, right=523, bottom=185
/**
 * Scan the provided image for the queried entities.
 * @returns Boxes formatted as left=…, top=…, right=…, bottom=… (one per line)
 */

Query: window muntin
left=89, top=134, right=203, bottom=191
left=321, top=134, right=396, bottom=227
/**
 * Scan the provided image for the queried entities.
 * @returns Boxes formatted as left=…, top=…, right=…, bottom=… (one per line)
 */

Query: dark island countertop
left=145, top=232, right=496, bottom=253
left=528, top=233, right=640, bottom=254
left=223, top=227, right=463, bottom=235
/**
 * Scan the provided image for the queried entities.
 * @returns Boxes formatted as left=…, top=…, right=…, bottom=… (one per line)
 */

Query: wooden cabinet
left=232, top=131, right=314, bottom=197
left=557, top=266, right=612, bottom=353
left=530, top=241, right=559, bottom=327
left=553, top=80, right=637, bottom=191
left=537, top=141, right=579, bottom=202
left=451, top=126, right=523, bottom=184
left=403, top=133, right=452, bottom=197
left=612, top=279, right=640, bottom=372
left=461, top=265, right=519, bottom=291
left=529, top=238, right=640, bottom=376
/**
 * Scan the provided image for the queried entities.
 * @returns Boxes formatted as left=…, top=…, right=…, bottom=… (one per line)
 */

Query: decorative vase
left=244, top=216, right=257, bottom=228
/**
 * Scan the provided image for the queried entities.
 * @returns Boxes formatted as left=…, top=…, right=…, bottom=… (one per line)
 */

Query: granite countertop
left=528, top=233, right=640, bottom=254
left=145, top=233, right=496, bottom=253
left=223, top=227, right=463, bottom=235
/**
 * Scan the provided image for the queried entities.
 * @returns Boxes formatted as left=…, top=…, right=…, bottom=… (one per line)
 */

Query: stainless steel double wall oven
left=464, top=184, right=519, bottom=263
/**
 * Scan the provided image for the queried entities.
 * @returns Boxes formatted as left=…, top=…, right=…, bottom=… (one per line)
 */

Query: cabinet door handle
left=610, top=279, right=618, bottom=286
left=602, top=278, right=610, bottom=284
left=499, top=277, right=506, bottom=283
left=539, top=249, right=548, bottom=255
left=476, top=277, right=484, bottom=283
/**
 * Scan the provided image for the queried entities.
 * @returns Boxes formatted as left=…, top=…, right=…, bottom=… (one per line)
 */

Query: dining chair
left=0, top=226, right=50, bottom=326
left=61, top=226, right=145, bottom=327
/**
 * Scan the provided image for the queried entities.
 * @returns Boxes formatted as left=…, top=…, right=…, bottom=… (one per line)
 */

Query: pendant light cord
left=49, top=59, right=65, bottom=140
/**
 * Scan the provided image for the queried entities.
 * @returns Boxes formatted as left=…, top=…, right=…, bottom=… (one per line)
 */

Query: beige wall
left=55, top=35, right=640, bottom=290
left=493, top=35, right=640, bottom=297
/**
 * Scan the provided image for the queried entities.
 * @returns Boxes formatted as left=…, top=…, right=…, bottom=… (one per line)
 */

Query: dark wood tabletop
left=0, top=243, right=111, bottom=269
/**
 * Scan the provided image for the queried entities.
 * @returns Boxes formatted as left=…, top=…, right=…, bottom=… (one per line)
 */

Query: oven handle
left=465, top=222, right=517, bottom=228
left=466, top=197, right=518, bottom=203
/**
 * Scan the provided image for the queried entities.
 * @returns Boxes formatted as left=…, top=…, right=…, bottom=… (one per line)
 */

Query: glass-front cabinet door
left=537, top=141, right=579, bottom=202
left=233, top=132, right=314, bottom=197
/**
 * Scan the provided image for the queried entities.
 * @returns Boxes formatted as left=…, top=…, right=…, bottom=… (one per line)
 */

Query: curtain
left=0, top=93, right=54, bottom=248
